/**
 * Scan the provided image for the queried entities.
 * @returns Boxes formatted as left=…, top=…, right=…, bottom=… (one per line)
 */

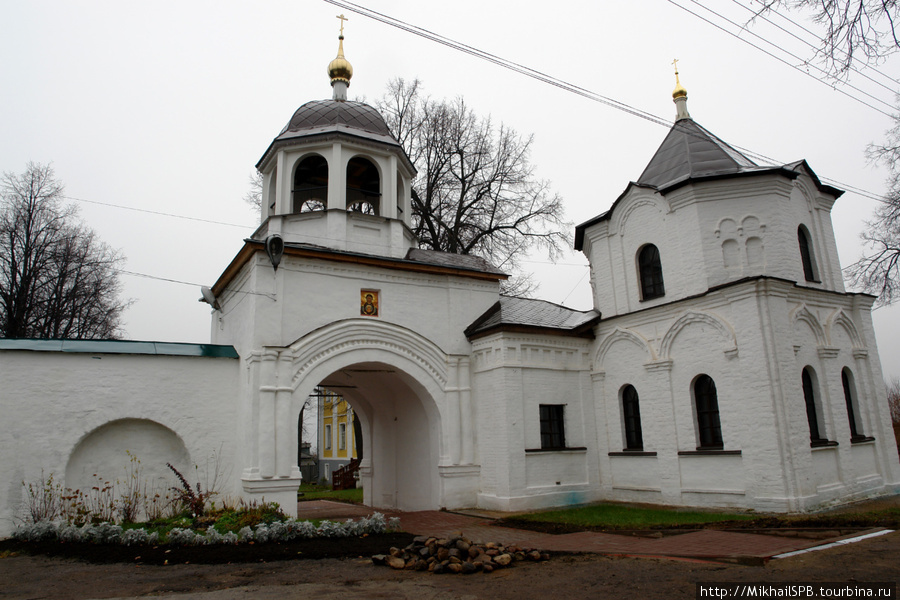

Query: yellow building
left=318, top=388, right=358, bottom=484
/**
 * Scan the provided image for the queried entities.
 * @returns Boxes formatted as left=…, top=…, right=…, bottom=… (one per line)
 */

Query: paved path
left=296, top=500, right=881, bottom=564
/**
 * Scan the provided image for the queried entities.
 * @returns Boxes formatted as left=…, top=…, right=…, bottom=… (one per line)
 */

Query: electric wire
left=690, top=0, right=896, bottom=107
left=323, top=0, right=895, bottom=205
left=744, top=0, right=900, bottom=88
left=63, top=195, right=254, bottom=229
left=667, top=0, right=895, bottom=117
left=730, top=0, right=900, bottom=94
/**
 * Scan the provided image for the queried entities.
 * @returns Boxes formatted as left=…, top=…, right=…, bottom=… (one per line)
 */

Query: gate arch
left=290, top=319, right=448, bottom=511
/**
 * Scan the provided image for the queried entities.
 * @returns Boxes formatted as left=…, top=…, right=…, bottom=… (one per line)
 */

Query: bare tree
left=847, top=132, right=900, bottom=303
left=888, top=376, right=900, bottom=424
left=243, top=170, right=264, bottom=212
left=377, top=79, right=571, bottom=295
left=759, top=0, right=900, bottom=75
left=0, top=163, right=129, bottom=339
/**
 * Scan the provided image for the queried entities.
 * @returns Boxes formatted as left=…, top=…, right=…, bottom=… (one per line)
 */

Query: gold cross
left=672, top=58, right=679, bottom=75
left=337, top=13, right=348, bottom=36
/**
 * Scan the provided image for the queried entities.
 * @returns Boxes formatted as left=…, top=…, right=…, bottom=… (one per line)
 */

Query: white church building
left=2, top=35, right=899, bottom=536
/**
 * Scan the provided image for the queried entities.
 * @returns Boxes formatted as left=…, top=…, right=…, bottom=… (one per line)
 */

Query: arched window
left=842, top=368, right=865, bottom=441
left=293, top=155, right=328, bottom=213
left=638, top=244, right=665, bottom=300
left=396, top=173, right=404, bottom=217
left=621, top=385, right=644, bottom=451
left=346, top=157, right=380, bottom=215
left=802, top=367, right=826, bottom=445
left=694, top=374, right=723, bottom=449
left=266, top=167, right=277, bottom=217
left=798, top=225, right=818, bottom=282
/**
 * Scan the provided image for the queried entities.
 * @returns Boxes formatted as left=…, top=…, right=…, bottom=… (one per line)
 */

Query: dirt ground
left=3, top=496, right=900, bottom=600
left=0, top=530, right=898, bottom=600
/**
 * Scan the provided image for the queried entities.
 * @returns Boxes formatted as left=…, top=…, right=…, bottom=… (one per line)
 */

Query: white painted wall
left=0, top=350, right=240, bottom=537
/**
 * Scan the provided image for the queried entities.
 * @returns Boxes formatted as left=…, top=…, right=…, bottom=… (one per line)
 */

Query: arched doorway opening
left=299, top=360, right=440, bottom=512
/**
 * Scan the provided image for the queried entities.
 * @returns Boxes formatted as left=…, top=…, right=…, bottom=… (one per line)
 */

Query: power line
left=64, top=195, right=255, bottom=229
left=694, top=0, right=896, bottom=107
left=119, top=269, right=273, bottom=298
left=730, top=0, right=900, bottom=94
left=667, top=0, right=895, bottom=117
left=742, top=0, right=900, bottom=88
left=324, top=0, right=894, bottom=205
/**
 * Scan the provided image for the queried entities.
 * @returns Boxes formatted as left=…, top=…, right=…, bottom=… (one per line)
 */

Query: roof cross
left=337, top=13, right=348, bottom=36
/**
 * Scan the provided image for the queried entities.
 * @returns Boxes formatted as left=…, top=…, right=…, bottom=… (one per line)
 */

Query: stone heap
left=372, top=534, right=550, bottom=574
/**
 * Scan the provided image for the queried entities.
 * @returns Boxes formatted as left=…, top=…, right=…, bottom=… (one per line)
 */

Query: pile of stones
left=372, top=534, right=550, bottom=574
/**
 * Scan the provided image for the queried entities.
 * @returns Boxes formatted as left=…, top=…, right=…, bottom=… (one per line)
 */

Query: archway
left=307, top=361, right=440, bottom=511
left=289, top=320, right=448, bottom=512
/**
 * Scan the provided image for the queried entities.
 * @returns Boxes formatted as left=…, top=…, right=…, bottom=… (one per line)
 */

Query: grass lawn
left=298, top=483, right=363, bottom=504
left=508, top=504, right=757, bottom=530
left=505, top=501, right=900, bottom=531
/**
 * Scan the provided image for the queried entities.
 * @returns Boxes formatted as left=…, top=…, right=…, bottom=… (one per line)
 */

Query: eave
left=211, top=241, right=507, bottom=297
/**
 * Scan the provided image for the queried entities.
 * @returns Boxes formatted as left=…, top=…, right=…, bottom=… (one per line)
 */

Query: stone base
left=439, top=464, right=481, bottom=509
left=242, top=474, right=302, bottom=517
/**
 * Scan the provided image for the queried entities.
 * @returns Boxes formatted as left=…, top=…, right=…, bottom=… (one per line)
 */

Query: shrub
left=211, top=501, right=285, bottom=533
left=12, top=509, right=398, bottom=546
left=21, top=472, right=63, bottom=523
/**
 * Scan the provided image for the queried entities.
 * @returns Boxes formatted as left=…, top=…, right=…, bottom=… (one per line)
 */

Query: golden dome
left=328, top=35, right=353, bottom=85
left=672, top=60, right=687, bottom=99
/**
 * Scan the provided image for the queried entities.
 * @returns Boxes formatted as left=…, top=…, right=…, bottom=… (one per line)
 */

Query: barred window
left=694, top=375, right=723, bottom=450
left=842, top=368, right=865, bottom=441
left=802, top=367, right=826, bottom=445
left=622, top=385, right=644, bottom=451
left=638, top=244, right=665, bottom=300
left=539, top=404, right=566, bottom=449
left=798, top=225, right=819, bottom=282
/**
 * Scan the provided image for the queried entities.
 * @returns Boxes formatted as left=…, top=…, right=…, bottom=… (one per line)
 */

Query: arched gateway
left=291, top=320, right=450, bottom=511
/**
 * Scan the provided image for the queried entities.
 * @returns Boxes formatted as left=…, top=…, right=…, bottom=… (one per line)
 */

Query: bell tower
left=252, top=18, right=417, bottom=259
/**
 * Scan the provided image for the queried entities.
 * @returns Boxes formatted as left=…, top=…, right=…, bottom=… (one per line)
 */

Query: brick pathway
left=295, top=500, right=880, bottom=563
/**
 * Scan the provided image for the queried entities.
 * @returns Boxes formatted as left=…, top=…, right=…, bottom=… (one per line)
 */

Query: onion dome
left=328, top=35, right=353, bottom=86
left=672, top=61, right=691, bottom=121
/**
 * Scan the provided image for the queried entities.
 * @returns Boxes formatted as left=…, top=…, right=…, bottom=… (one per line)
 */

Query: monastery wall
left=0, top=349, right=240, bottom=537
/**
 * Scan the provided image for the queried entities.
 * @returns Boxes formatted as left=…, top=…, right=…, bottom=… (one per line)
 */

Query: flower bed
left=13, top=512, right=400, bottom=546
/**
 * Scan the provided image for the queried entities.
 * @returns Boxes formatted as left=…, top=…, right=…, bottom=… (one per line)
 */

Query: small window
left=694, top=375, right=723, bottom=449
left=842, top=368, right=865, bottom=441
left=539, top=404, right=566, bottom=449
left=802, top=367, right=826, bottom=444
left=339, top=422, right=347, bottom=451
left=621, top=385, right=644, bottom=450
left=798, top=225, right=818, bottom=282
left=293, top=155, right=329, bottom=213
left=324, top=424, right=332, bottom=451
left=638, top=244, right=665, bottom=300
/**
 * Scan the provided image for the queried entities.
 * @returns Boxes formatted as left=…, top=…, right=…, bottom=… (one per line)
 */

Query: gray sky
left=2, top=0, right=899, bottom=380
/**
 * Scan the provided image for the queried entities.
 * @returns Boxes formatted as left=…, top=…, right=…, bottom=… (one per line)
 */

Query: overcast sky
left=1, top=0, right=899, bottom=380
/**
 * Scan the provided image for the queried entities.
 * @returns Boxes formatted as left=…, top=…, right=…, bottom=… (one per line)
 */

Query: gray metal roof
left=281, top=100, right=392, bottom=137
left=0, top=339, right=239, bottom=358
left=405, top=248, right=505, bottom=276
left=256, top=99, right=414, bottom=172
left=466, top=296, right=600, bottom=338
left=573, top=119, right=844, bottom=250
left=637, top=118, right=758, bottom=191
